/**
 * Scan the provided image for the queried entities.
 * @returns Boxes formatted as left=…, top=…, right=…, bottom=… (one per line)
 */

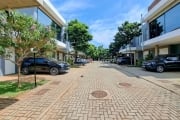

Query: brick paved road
left=0, top=62, right=180, bottom=120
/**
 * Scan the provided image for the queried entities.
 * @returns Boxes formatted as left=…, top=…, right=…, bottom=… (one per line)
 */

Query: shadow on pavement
left=0, top=98, right=18, bottom=110
left=99, top=64, right=135, bottom=77
left=99, top=63, right=180, bottom=79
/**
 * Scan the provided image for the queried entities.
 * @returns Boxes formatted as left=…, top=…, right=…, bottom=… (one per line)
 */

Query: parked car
left=74, top=58, right=87, bottom=66
left=142, top=54, right=180, bottom=73
left=21, top=57, right=70, bottom=75
left=116, top=57, right=131, bottom=65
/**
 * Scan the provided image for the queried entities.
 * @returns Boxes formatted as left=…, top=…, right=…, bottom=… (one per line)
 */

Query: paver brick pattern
left=0, top=62, right=180, bottom=120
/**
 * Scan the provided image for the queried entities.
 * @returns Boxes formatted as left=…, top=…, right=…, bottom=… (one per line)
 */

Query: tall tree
left=67, top=19, right=93, bottom=61
left=85, top=44, right=98, bottom=60
left=110, top=21, right=141, bottom=64
left=0, top=10, right=56, bottom=86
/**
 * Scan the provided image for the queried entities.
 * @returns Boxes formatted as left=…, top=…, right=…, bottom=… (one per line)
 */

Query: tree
left=111, top=21, right=141, bottom=64
left=67, top=19, right=93, bottom=61
left=85, top=44, right=98, bottom=60
left=0, top=10, right=56, bottom=87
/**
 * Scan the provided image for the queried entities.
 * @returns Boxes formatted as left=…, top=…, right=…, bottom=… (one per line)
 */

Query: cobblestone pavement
left=0, top=62, right=180, bottom=120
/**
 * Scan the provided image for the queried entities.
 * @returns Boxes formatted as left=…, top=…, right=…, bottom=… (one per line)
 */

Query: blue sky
left=50, top=0, right=153, bottom=48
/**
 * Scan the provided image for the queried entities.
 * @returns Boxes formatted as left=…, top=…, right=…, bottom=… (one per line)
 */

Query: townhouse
left=119, top=0, right=180, bottom=64
left=142, top=0, right=180, bottom=58
left=0, top=0, right=68, bottom=76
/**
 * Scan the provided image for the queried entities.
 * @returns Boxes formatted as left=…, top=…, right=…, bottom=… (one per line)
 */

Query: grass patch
left=0, top=80, right=48, bottom=98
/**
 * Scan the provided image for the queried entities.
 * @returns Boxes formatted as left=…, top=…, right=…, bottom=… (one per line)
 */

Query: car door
left=165, top=56, right=178, bottom=68
left=36, top=58, right=50, bottom=73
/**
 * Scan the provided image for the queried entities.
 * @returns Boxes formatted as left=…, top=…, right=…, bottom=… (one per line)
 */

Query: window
left=149, top=15, right=164, bottom=39
left=16, top=7, right=38, bottom=19
left=166, top=57, right=178, bottom=61
left=149, top=3, right=180, bottom=39
left=165, top=4, right=180, bottom=32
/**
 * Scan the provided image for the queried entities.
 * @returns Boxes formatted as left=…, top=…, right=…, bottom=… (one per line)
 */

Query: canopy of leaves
left=109, top=21, right=141, bottom=56
left=85, top=44, right=110, bottom=60
left=67, top=19, right=93, bottom=52
left=0, top=10, right=56, bottom=65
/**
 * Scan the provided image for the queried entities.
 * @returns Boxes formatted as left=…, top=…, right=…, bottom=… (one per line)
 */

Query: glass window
left=149, top=15, right=164, bottom=39
left=37, top=9, right=52, bottom=26
left=16, top=7, right=38, bottom=20
left=165, top=4, right=180, bottom=32
left=37, top=9, right=63, bottom=41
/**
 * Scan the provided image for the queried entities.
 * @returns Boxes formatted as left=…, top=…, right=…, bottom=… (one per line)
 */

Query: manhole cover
left=50, top=81, right=61, bottom=85
left=119, top=83, right=132, bottom=87
left=34, top=89, right=50, bottom=95
left=173, top=84, right=180, bottom=89
left=91, top=90, right=108, bottom=98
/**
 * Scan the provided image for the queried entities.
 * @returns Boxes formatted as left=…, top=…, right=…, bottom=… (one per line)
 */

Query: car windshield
left=49, top=58, right=66, bottom=64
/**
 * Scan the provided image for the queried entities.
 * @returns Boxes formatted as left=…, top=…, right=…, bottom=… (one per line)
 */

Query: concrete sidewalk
left=111, top=64, right=180, bottom=96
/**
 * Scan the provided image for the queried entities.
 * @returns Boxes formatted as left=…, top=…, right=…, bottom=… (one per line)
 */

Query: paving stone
left=0, top=62, right=179, bottom=120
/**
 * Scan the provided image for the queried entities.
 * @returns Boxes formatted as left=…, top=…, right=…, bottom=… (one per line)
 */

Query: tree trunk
left=75, top=51, right=78, bottom=62
left=17, top=65, right=21, bottom=87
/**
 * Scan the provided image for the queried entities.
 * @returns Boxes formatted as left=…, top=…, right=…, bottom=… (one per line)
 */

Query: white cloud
left=116, top=5, right=147, bottom=25
left=90, top=19, right=117, bottom=48
left=89, top=5, right=148, bottom=48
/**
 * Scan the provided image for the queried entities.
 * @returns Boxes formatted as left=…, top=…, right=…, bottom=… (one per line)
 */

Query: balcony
left=119, top=36, right=143, bottom=53
left=143, top=28, right=180, bottom=49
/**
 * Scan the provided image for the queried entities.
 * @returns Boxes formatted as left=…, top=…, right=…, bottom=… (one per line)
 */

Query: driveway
left=111, top=64, right=180, bottom=95
left=0, top=62, right=179, bottom=120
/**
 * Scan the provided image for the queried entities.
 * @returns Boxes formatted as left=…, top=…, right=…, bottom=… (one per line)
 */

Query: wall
left=159, top=47, right=168, bottom=55
left=4, top=50, right=15, bottom=75
left=148, top=0, right=161, bottom=11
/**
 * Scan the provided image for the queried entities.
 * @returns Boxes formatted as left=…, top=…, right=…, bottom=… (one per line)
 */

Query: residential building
left=0, top=0, right=67, bottom=76
left=142, top=0, right=180, bottom=58
left=119, top=35, right=143, bottom=65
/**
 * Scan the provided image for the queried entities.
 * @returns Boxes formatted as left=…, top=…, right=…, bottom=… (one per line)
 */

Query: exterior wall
left=148, top=0, right=161, bottom=11
left=159, top=47, right=168, bottom=55
left=5, top=50, right=15, bottom=75
left=143, top=50, right=149, bottom=59
left=0, top=58, right=4, bottom=76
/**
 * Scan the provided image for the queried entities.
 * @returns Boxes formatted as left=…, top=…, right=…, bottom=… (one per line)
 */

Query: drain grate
left=50, top=81, right=61, bottom=85
left=119, top=83, right=132, bottom=87
left=173, top=84, right=180, bottom=89
left=34, top=89, right=50, bottom=95
left=91, top=90, right=108, bottom=98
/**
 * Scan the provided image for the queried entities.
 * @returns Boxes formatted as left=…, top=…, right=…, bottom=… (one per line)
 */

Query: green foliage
left=109, top=21, right=141, bottom=57
left=84, top=44, right=109, bottom=60
left=136, top=59, right=144, bottom=67
left=0, top=80, right=48, bottom=98
left=145, top=53, right=153, bottom=60
left=0, top=10, right=57, bottom=86
left=67, top=19, right=93, bottom=52
left=67, top=58, right=74, bottom=65
left=0, top=10, right=56, bottom=64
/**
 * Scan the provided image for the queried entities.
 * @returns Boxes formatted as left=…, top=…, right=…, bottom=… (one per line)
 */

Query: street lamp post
left=30, top=48, right=38, bottom=87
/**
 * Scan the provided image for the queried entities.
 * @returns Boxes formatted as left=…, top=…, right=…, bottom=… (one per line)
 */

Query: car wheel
left=156, top=65, right=164, bottom=73
left=22, top=67, right=29, bottom=75
left=50, top=67, right=59, bottom=75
